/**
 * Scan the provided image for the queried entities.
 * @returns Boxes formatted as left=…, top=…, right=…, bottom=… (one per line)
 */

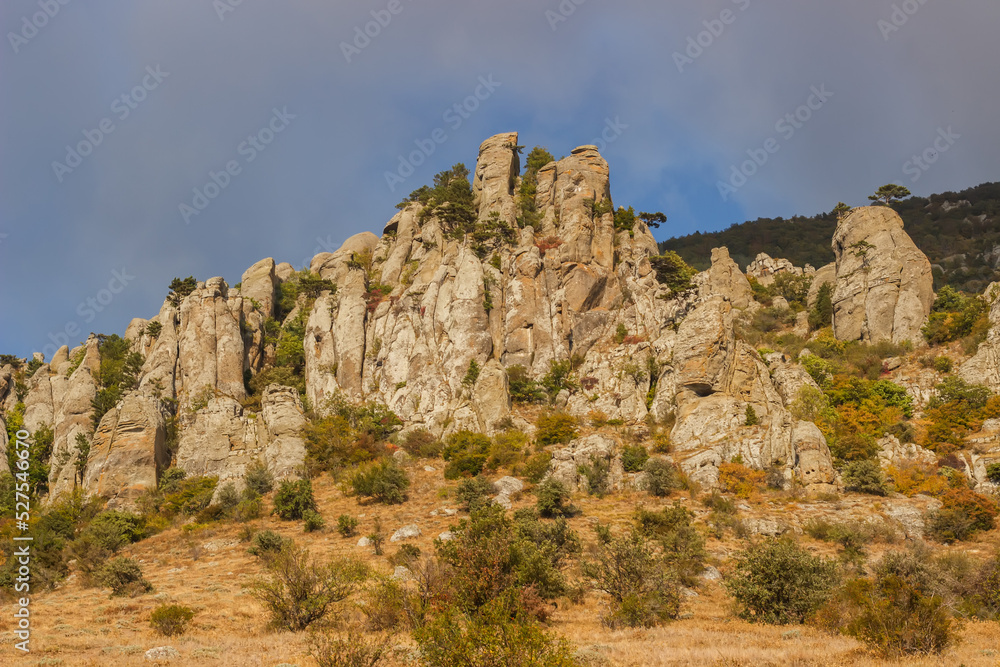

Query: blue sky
left=1, top=0, right=998, bottom=359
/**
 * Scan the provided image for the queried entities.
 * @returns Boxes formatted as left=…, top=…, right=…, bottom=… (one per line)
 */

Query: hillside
left=660, top=182, right=1000, bottom=294
left=1, top=133, right=1000, bottom=665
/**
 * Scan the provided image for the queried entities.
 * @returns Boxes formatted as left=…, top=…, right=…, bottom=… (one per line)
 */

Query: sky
left=1, top=0, right=998, bottom=359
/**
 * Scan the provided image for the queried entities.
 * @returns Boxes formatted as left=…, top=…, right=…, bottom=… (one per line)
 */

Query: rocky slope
left=4, top=132, right=994, bottom=509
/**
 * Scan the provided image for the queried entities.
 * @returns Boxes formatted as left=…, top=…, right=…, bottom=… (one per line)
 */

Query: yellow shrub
left=718, top=462, right=767, bottom=499
left=886, top=462, right=948, bottom=497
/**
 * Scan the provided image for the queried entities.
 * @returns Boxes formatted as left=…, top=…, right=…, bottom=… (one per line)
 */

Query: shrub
left=534, top=412, right=578, bottom=447
left=442, top=431, right=491, bottom=479
left=248, top=546, right=369, bottom=631
left=413, top=592, right=577, bottom=667
left=814, top=550, right=957, bottom=657
left=972, top=553, right=1000, bottom=619
left=507, top=365, right=546, bottom=404
left=535, top=479, right=574, bottom=518
left=650, top=251, right=697, bottom=295
left=273, top=479, right=318, bottom=520
left=744, top=405, right=759, bottom=426
left=988, top=462, right=1000, bottom=485
left=249, top=530, right=291, bottom=559
left=456, top=476, right=495, bottom=512
left=437, top=505, right=570, bottom=610
left=158, top=467, right=187, bottom=494
left=244, top=461, right=275, bottom=498
left=399, top=428, right=441, bottom=458
left=309, top=631, right=391, bottom=667
left=718, top=461, right=766, bottom=499
left=216, top=481, right=241, bottom=510
left=303, top=510, right=325, bottom=533
left=349, top=460, right=410, bottom=504
left=231, top=497, right=262, bottom=522
left=621, top=445, right=649, bottom=473
left=149, top=604, right=195, bottom=637
left=522, top=451, right=552, bottom=484
left=922, top=286, right=987, bottom=346
left=842, top=460, right=888, bottom=496
left=577, top=454, right=611, bottom=497
left=162, top=476, right=218, bottom=516
left=927, top=488, right=999, bottom=543
left=644, top=458, right=680, bottom=497
left=634, top=502, right=706, bottom=585
left=99, top=557, right=153, bottom=597
left=583, top=528, right=682, bottom=628
left=809, top=282, right=834, bottom=330
left=486, top=430, right=528, bottom=471
left=337, top=514, right=359, bottom=538
left=724, top=538, right=839, bottom=624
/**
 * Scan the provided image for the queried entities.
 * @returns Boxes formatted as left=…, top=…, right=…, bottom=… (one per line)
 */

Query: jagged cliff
left=5, top=132, right=992, bottom=508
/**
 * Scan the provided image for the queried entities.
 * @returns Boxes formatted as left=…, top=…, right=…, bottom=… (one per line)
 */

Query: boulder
left=876, top=434, right=936, bottom=469
left=472, top=132, right=520, bottom=226
left=831, top=207, right=933, bottom=344
left=746, top=253, right=806, bottom=286
left=959, top=283, right=1000, bottom=392
left=390, top=524, right=422, bottom=542
left=702, top=247, right=753, bottom=309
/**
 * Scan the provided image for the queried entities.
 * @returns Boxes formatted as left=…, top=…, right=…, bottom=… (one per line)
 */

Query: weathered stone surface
left=390, top=524, right=422, bottom=542
left=702, top=247, right=753, bottom=309
left=176, top=278, right=246, bottom=407
left=472, top=131, right=519, bottom=226
left=175, top=385, right=306, bottom=495
left=0, top=416, right=9, bottom=477
left=807, top=263, right=836, bottom=308
left=47, top=336, right=101, bottom=498
left=547, top=434, right=623, bottom=493
left=960, top=283, right=1000, bottom=392
left=674, top=296, right=735, bottom=397
left=877, top=434, right=936, bottom=469
left=769, top=357, right=821, bottom=406
left=240, top=258, right=278, bottom=317
left=144, top=646, right=179, bottom=662
left=831, top=207, right=933, bottom=344
left=746, top=253, right=807, bottom=287
left=84, top=394, right=168, bottom=508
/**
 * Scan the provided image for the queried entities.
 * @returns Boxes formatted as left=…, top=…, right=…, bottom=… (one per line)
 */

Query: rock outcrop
left=546, top=434, right=624, bottom=493
left=746, top=253, right=812, bottom=286
left=831, top=207, right=933, bottom=344
left=83, top=394, right=168, bottom=508
left=960, top=283, right=1000, bottom=392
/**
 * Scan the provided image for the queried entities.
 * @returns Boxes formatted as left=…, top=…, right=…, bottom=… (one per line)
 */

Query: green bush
left=535, top=479, right=574, bottom=518
left=99, top=557, right=153, bottom=597
left=583, top=528, right=682, bottom=628
left=303, top=510, right=325, bottom=533
left=650, top=251, right=697, bottom=295
left=231, top=497, right=262, bottom=522
left=744, top=405, right=759, bottom=426
left=621, top=445, right=649, bottom=473
left=273, top=479, right=318, bottom=520
left=399, top=428, right=442, bottom=458
left=149, top=604, right=195, bottom=637
left=442, top=431, right=491, bottom=479
left=507, top=365, right=546, bottom=404
left=158, top=467, right=187, bottom=493
left=456, top=476, right=495, bottom=512
left=809, top=282, right=834, bottom=330
left=986, top=462, right=1000, bottom=485
left=244, top=461, right=275, bottom=498
left=413, top=591, right=577, bottom=667
left=724, top=538, right=839, bottom=624
left=522, top=451, right=552, bottom=484
left=922, top=286, right=987, bottom=346
left=634, top=502, right=706, bottom=585
left=349, top=460, right=410, bottom=504
left=535, top=412, right=578, bottom=447
left=216, top=482, right=240, bottom=510
left=814, top=549, right=956, bottom=657
left=926, top=487, right=999, bottom=543
left=577, top=454, right=611, bottom=497
left=336, top=514, right=359, bottom=538
left=162, top=476, right=218, bottom=516
left=248, top=530, right=291, bottom=559
left=842, top=460, right=888, bottom=496
left=486, top=430, right=528, bottom=471
left=248, top=546, right=369, bottom=631
left=644, top=458, right=680, bottom=497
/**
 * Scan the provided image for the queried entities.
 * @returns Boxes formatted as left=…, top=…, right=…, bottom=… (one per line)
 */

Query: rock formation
left=960, top=282, right=1000, bottom=392
left=831, top=206, right=934, bottom=344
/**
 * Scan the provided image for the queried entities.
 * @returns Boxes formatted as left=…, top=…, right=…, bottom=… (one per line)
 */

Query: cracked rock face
left=831, top=206, right=933, bottom=344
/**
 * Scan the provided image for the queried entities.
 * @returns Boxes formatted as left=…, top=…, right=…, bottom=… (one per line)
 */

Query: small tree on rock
left=868, top=184, right=911, bottom=206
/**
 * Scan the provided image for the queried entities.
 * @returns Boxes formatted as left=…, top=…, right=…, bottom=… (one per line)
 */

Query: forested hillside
left=660, top=182, right=1000, bottom=293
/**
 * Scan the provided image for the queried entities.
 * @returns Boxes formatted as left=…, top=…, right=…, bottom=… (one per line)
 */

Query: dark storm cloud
left=1, top=0, right=997, bottom=356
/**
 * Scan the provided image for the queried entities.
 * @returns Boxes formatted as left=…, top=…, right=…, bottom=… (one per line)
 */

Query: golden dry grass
left=5, top=465, right=1000, bottom=666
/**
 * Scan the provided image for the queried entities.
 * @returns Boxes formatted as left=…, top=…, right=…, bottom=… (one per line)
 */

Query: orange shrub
left=718, top=462, right=767, bottom=499
left=886, top=461, right=949, bottom=497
